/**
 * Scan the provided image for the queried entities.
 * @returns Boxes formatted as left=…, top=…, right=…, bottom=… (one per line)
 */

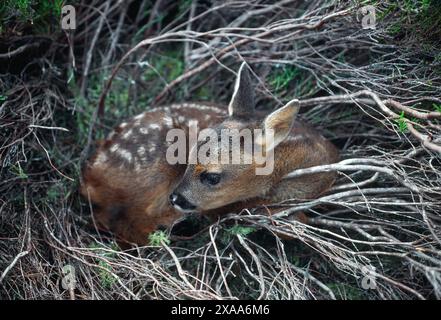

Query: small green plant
left=388, top=23, right=401, bottom=35
left=0, top=95, right=7, bottom=102
left=89, top=242, right=119, bottom=289
left=97, top=260, right=116, bottom=289
left=290, top=256, right=301, bottom=267
left=219, top=225, right=256, bottom=244
left=143, top=51, right=184, bottom=83
left=396, top=111, right=407, bottom=133
left=227, top=225, right=256, bottom=237
left=148, top=230, right=171, bottom=246
left=270, top=65, right=300, bottom=92
left=14, top=0, right=33, bottom=20
left=46, top=184, right=60, bottom=201
left=433, top=103, right=441, bottom=113
left=410, top=117, right=420, bottom=124
left=10, top=163, right=28, bottom=179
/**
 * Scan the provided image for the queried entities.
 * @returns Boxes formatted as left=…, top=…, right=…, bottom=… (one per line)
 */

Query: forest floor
left=1, top=0, right=441, bottom=299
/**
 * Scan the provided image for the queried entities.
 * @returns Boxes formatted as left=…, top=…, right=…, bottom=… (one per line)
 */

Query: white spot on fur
left=117, top=148, right=133, bottom=163
left=119, top=122, right=128, bottom=129
left=110, top=144, right=119, bottom=153
left=107, top=131, right=116, bottom=140
left=163, top=116, right=173, bottom=127
left=134, top=113, right=145, bottom=120
left=94, top=152, right=108, bottom=165
left=138, top=146, right=146, bottom=156
left=150, top=104, right=224, bottom=115
left=122, top=129, right=133, bottom=139
left=149, top=146, right=156, bottom=153
left=149, top=123, right=161, bottom=130
left=139, top=127, right=149, bottom=134
left=286, top=135, right=304, bottom=142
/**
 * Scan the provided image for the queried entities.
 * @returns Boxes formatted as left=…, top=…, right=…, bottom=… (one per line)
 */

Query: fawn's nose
left=169, top=192, right=196, bottom=212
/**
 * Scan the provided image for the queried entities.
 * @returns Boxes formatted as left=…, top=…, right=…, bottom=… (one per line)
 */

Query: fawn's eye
left=200, top=171, right=221, bottom=186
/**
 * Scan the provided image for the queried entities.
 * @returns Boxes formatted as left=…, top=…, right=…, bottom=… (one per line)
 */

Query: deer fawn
left=81, top=63, right=339, bottom=246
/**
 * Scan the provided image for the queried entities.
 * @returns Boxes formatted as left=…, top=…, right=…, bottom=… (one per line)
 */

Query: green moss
left=89, top=242, right=119, bottom=288
left=97, top=260, right=117, bottom=289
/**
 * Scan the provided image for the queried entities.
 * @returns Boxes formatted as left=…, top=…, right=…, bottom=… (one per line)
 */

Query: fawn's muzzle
left=169, top=192, right=196, bottom=212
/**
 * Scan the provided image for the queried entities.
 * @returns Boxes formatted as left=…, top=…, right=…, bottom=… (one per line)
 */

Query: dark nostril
left=169, top=192, right=196, bottom=210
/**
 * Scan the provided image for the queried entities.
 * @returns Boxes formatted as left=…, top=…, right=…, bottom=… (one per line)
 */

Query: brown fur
left=81, top=105, right=339, bottom=246
left=80, top=65, right=339, bottom=246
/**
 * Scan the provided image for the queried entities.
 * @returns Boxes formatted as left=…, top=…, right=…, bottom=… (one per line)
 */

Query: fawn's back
left=81, top=63, right=339, bottom=245
left=81, top=103, right=227, bottom=244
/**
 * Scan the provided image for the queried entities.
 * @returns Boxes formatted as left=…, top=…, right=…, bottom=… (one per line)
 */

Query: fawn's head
left=170, top=62, right=300, bottom=212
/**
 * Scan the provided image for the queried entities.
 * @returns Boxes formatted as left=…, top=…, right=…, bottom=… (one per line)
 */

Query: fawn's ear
left=259, top=99, right=300, bottom=151
left=228, top=62, right=255, bottom=118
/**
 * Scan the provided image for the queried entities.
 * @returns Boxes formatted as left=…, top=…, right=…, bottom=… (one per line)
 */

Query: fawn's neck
left=272, top=139, right=325, bottom=182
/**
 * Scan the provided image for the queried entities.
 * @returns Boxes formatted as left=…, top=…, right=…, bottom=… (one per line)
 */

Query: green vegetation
left=2, top=0, right=440, bottom=300
left=396, top=111, right=408, bottom=133
left=227, top=225, right=256, bottom=237
left=143, top=51, right=184, bottom=83
left=387, top=22, right=401, bottom=36
left=89, top=242, right=119, bottom=289
left=394, top=110, right=423, bottom=133
left=270, top=65, right=301, bottom=92
left=0, top=0, right=65, bottom=34
left=269, top=65, right=316, bottom=97
left=71, top=49, right=187, bottom=147
left=378, top=0, right=441, bottom=45
left=326, top=283, right=366, bottom=300
left=218, top=225, right=257, bottom=245
left=148, top=230, right=171, bottom=246
left=97, top=260, right=117, bottom=289
left=9, top=163, right=28, bottom=179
